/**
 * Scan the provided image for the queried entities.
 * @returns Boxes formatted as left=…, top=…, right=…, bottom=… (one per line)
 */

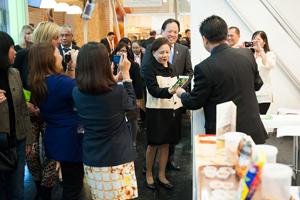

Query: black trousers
left=259, top=103, right=271, bottom=115
left=60, top=161, right=84, bottom=200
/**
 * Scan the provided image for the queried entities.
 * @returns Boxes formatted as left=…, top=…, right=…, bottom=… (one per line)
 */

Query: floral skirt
left=83, top=161, right=138, bottom=200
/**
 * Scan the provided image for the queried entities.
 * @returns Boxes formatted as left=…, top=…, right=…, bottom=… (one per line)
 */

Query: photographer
left=241, top=31, right=276, bottom=114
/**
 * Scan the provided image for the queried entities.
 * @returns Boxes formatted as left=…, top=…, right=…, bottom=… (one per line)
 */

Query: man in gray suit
left=141, top=18, right=193, bottom=171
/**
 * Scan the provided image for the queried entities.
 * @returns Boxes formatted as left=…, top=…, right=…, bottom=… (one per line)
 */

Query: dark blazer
left=141, top=42, right=193, bottom=88
left=72, top=83, right=138, bottom=167
left=100, top=38, right=113, bottom=55
left=142, top=37, right=155, bottom=48
left=132, top=51, right=144, bottom=65
left=58, top=44, right=80, bottom=71
left=180, top=43, right=267, bottom=144
left=113, top=61, right=143, bottom=99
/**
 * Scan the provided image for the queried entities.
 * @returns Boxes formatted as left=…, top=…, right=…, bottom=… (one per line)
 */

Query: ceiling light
left=40, top=0, right=57, bottom=9
left=163, top=0, right=168, bottom=2
left=67, top=5, right=83, bottom=14
left=54, top=2, right=70, bottom=12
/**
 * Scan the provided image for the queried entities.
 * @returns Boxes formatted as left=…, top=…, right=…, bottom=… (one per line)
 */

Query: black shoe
left=142, top=167, right=147, bottom=175
left=167, top=161, right=181, bottom=170
left=157, top=177, right=173, bottom=190
left=145, top=178, right=156, bottom=190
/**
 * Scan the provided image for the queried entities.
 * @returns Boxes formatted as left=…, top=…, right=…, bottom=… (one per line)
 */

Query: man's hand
left=176, top=87, right=186, bottom=98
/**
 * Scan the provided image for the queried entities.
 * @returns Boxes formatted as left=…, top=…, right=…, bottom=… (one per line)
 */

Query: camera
left=113, top=55, right=122, bottom=64
left=65, top=54, right=71, bottom=63
left=245, top=42, right=253, bottom=47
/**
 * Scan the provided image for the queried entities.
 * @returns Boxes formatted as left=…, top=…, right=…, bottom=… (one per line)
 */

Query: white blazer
left=255, top=51, right=276, bottom=103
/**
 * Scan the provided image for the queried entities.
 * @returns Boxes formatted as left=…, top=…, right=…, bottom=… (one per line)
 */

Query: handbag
left=0, top=132, right=18, bottom=171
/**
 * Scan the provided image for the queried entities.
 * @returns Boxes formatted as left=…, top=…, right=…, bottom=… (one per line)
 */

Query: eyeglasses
left=60, top=34, right=71, bottom=38
left=119, top=50, right=127, bottom=53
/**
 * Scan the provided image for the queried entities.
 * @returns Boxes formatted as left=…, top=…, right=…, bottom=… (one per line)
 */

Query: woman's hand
left=27, top=102, right=40, bottom=116
left=26, top=144, right=31, bottom=155
left=70, top=49, right=79, bottom=66
left=252, top=40, right=264, bottom=52
left=240, top=41, right=247, bottom=48
left=168, top=86, right=179, bottom=95
left=118, top=54, right=131, bottom=80
left=0, top=90, right=7, bottom=104
left=111, top=62, right=122, bottom=82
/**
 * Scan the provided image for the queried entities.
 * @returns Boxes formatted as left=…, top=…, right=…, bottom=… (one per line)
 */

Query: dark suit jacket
left=72, top=83, right=138, bottom=167
left=132, top=51, right=144, bottom=65
left=58, top=44, right=80, bottom=71
left=142, top=37, right=155, bottom=48
left=100, top=38, right=112, bottom=55
left=141, top=42, right=193, bottom=88
left=181, top=43, right=266, bottom=144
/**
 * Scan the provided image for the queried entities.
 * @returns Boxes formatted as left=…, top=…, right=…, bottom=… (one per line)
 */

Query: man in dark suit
left=141, top=19, right=194, bottom=171
left=176, top=15, right=267, bottom=144
left=142, top=30, right=156, bottom=49
left=100, top=32, right=115, bottom=55
left=59, top=25, right=80, bottom=71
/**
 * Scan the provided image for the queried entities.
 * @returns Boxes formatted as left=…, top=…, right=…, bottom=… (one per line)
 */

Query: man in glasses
left=58, top=25, right=80, bottom=71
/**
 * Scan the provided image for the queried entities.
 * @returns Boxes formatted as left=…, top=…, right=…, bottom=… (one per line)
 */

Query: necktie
left=63, top=48, right=70, bottom=53
left=169, top=46, right=173, bottom=64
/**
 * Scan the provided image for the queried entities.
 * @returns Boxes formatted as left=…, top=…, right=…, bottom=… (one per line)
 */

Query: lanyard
left=134, top=55, right=140, bottom=66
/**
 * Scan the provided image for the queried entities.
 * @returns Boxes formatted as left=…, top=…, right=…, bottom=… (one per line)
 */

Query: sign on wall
left=123, top=0, right=162, bottom=7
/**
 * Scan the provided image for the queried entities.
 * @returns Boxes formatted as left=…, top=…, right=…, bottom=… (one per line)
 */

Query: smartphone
left=113, top=55, right=121, bottom=64
left=65, top=54, right=71, bottom=63
left=245, top=42, right=253, bottom=47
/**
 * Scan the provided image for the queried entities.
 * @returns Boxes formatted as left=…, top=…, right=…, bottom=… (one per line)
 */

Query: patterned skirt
left=83, top=161, right=138, bottom=200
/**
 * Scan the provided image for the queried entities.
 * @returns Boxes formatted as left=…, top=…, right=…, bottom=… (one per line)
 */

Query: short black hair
left=0, top=31, right=14, bottom=70
left=150, top=30, right=156, bottom=36
left=150, top=38, right=171, bottom=55
left=199, top=15, right=228, bottom=44
left=229, top=26, right=240, bottom=35
left=131, top=35, right=137, bottom=40
left=132, top=40, right=141, bottom=46
left=107, top=32, right=115, bottom=36
left=161, top=18, right=180, bottom=32
left=185, top=29, right=190, bottom=34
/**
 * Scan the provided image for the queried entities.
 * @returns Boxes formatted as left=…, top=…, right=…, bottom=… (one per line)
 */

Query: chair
left=275, top=108, right=300, bottom=140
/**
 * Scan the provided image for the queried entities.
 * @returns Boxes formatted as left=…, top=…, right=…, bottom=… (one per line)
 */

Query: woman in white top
left=243, top=31, right=276, bottom=114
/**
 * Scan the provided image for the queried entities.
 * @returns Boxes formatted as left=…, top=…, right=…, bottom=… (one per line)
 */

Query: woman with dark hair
left=242, top=31, right=276, bottom=114
left=0, top=31, right=33, bottom=199
left=27, top=41, right=83, bottom=200
left=114, top=42, right=143, bottom=148
left=119, top=37, right=132, bottom=49
left=144, top=38, right=181, bottom=190
left=72, top=42, right=138, bottom=199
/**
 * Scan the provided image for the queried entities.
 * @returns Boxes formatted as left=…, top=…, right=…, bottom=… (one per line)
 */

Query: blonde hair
left=31, top=21, right=61, bottom=43
left=18, top=25, right=34, bottom=49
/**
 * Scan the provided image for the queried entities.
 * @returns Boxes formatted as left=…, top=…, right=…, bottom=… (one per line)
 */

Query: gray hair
left=18, top=25, right=34, bottom=48
left=60, top=25, right=73, bottom=35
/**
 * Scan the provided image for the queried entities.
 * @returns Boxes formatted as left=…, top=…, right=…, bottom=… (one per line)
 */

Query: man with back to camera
left=141, top=18, right=194, bottom=171
left=59, top=25, right=80, bottom=71
left=176, top=15, right=267, bottom=144
left=227, top=26, right=241, bottom=48
left=100, top=32, right=115, bottom=55
left=142, top=30, right=156, bottom=49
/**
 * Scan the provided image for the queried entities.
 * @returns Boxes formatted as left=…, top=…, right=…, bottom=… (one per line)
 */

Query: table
left=261, top=115, right=300, bottom=129
left=192, top=135, right=299, bottom=200
left=261, top=115, right=300, bottom=182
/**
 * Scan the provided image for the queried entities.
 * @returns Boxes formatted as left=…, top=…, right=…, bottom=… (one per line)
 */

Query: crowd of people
left=0, top=14, right=276, bottom=199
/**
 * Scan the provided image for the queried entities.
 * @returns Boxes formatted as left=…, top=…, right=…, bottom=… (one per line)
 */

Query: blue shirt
left=39, top=75, right=83, bottom=162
